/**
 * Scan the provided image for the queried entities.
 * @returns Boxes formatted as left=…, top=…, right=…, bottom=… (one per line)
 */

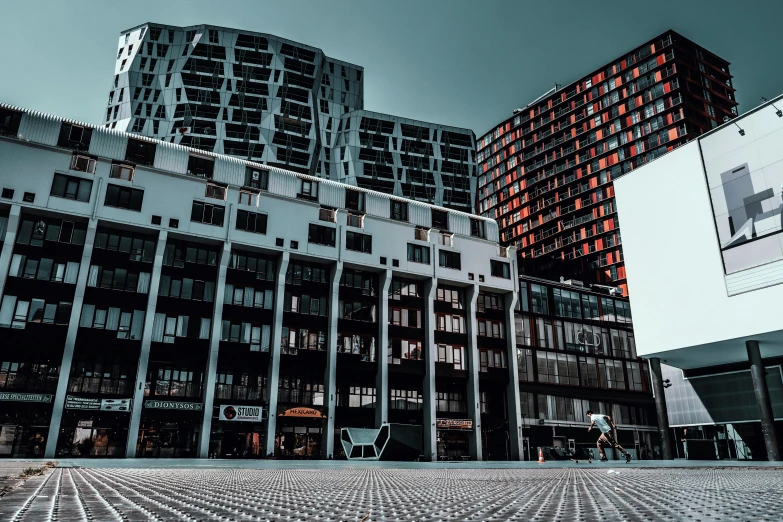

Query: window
left=159, top=275, right=216, bottom=302
left=71, top=154, right=97, bottom=174
left=299, top=178, right=318, bottom=199
left=436, top=287, right=463, bottom=309
left=536, top=351, right=579, bottom=386
left=531, top=284, right=549, bottom=315
left=553, top=288, right=582, bottom=319
left=16, top=218, right=87, bottom=247
left=1, top=188, right=13, bottom=199
left=389, top=280, right=420, bottom=300
left=57, top=123, right=93, bottom=151
left=10, top=254, right=79, bottom=284
left=190, top=201, right=225, bottom=226
left=477, top=293, right=503, bottom=312
left=205, top=183, right=226, bottom=200
left=104, top=184, right=143, bottom=211
left=345, top=231, right=372, bottom=253
left=490, top=260, right=510, bottom=279
left=340, top=268, right=376, bottom=295
left=0, top=295, right=72, bottom=328
left=163, top=241, right=219, bottom=268
left=390, top=389, right=422, bottom=410
left=479, top=349, right=507, bottom=372
left=436, top=313, right=465, bottom=334
left=222, top=321, right=271, bottom=352
left=439, top=250, right=461, bottom=270
left=390, top=307, right=421, bottom=328
left=414, top=227, right=430, bottom=241
left=345, top=189, right=365, bottom=213
left=346, top=213, right=363, bottom=228
left=125, top=138, right=156, bottom=166
left=339, top=386, right=375, bottom=408
left=470, top=219, right=486, bottom=238
left=23, top=192, right=35, bottom=203
left=110, top=162, right=134, bottom=181
left=390, top=200, right=408, bottom=222
left=225, top=284, right=274, bottom=310
left=431, top=209, right=449, bottom=230
left=79, top=305, right=145, bottom=340
left=339, top=301, right=377, bottom=322
left=284, top=292, right=328, bottom=316
left=94, top=230, right=156, bottom=262
left=338, top=333, right=376, bottom=362
left=86, top=264, right=150, bottom=293
left=229, top=251, right=276, bottom=280
left=308, top=224, right=336, bottom=247
left=319, top=207, right=337, bottom=223
left=407, top=243, right=430, bottom=264
left=477, top=319, right=505, bottom=338
left=151, top=313, right=210, bottom=342
left=149, top=366, right=202, bottom=397
left=436, top=344, right=465, bottom=370
left=388, top=339, right=423, bottom=364
left=235, top=209, right=267, bottom=234
left=51, top=174, right=92, bottom=202
left=238, top=190, right=257, bottom=206
left=186, top=155, right=214, bottom=179
left=286, top=261, right=329, bottom=285
left=244, top=167, right=269, bottom=190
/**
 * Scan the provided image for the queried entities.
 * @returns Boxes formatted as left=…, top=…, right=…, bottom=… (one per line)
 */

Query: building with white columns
left=0, top=103, right=518, bottom=460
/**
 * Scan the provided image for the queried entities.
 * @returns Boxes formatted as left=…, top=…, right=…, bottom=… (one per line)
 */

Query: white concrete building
left=0, top=103, right=519, bottom=460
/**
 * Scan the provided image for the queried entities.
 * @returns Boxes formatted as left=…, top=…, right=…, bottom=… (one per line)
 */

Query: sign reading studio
left=218, top=405, right=264, bottom=422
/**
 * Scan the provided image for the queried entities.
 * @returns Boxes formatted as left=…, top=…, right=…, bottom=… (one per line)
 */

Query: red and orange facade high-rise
left=477, top=30, right=737, bottom=296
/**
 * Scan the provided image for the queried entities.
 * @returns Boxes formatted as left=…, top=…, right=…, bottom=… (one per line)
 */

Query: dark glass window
left=345, top=231, right=372, bottom=253
left=439, top=250, right=461, bottom=270
left=490, top=260, right=510, bottom=279
left=235, top=210, right=267, bottom=234
left=190, top=201, right=225, bottom=226
left=104, top=184, right=143, bottom=211
left=308, top=224, right=336, bottom=247
left=51, top=174, right=92, bottom=202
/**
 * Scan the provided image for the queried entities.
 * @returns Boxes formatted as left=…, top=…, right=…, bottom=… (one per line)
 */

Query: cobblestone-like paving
left=1, top=466, right=781, bottom=521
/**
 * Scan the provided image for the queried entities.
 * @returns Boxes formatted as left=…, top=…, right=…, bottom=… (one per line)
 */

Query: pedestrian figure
left=586, top=410, right=632, bottom=463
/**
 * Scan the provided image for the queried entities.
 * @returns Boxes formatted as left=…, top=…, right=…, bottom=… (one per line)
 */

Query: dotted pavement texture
left=1, top=466, right=781, bottom=521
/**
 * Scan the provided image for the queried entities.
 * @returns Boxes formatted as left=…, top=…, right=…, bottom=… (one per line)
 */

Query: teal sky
left=1, top=0, right=782, bottom=136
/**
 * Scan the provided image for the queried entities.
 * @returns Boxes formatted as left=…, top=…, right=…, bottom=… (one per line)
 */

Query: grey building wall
left=105, top=24, right=476, bottom=213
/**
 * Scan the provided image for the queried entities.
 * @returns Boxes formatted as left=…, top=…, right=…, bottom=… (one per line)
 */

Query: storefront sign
left=219, top=405, right=263, bottom=422
left=0, top=392, right=53, bottom=403
left=436, top=419, right=473, bottom=430
left=144, top=400, right=203, bottom=411
left=66, top=396, right=132, bottom=412
left=278, top=407, right=325, bottom=418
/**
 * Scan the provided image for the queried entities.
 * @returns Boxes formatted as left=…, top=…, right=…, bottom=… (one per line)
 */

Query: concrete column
left=422, top=279, right=437, bottom=461
left=263, top=251, right=290, bottom=458
left=375, top=269, right=392, bottom=427
left=746, top=340, right=781, bottom=461
left=465, top=283, right=483, bottom=461
left=648, top=357, right=673, bottom=460
left=125, top=230, right=168, bottom=458
left=0, top=205, right=21, bottom=299
left=503, top=291, right=522, bottom=460
left=197, top=241, right=232, bottom=458
left=322, top=261, right=343, bottom=458
left=45, top=220, right=98, bottom=458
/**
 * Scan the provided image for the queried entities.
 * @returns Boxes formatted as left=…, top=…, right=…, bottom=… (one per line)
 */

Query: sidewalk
left=2, top=458, right=780, bottom=470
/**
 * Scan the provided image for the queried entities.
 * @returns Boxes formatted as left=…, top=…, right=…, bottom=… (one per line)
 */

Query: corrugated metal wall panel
left=409, top=202, right=432, bottom=228
left=213, top=157, right=245, bottom=186
left=268, top=169, right=298, bottom=198
left=319, top=183, right=345, bottom=208
left=486, top=221, right=500, bottom=243
left=450, top=214, right=471, bottom=237
left=153, top=146, right=189, bottom=174
left=88, top=130, right=127, bottom=161
left=367, top=193, right=389, bottom=219
left=18, top=113, right=60, bottom=147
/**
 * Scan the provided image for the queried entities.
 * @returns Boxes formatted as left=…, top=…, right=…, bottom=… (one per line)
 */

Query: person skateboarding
left=586, top=410, right=632, bottom=463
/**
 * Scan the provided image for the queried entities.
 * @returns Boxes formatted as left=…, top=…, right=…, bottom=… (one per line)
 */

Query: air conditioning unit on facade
left=71, top=155, right=96, bottom=174
left=319, top=207, right=337, bottom=223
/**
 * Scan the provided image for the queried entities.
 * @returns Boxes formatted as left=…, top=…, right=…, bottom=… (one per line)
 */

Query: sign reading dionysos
left=144, top=400, right=203, bottom=411
left=219, top=405, right=263, bottom=422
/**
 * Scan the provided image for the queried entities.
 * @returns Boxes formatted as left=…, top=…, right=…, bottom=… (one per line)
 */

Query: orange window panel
left=598, top=158, right=607, bottom=170
left=668, top=128, right=678, bottom=141
left=657, top=53, right=664, bottom=65
left=655, top=71, right=662, bottom=82
left=606, top=186, right=615, bottom=197
left=596, top=238, right=603, bottom=250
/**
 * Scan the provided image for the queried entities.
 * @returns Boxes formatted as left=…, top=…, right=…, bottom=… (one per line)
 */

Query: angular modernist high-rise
left=105, top=23, right=477, bottom=213
left=476, top=30, right=738, bottom=295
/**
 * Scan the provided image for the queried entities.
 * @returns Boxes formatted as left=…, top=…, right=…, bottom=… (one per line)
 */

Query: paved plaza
left=1, top=462, right=781, bottom=521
